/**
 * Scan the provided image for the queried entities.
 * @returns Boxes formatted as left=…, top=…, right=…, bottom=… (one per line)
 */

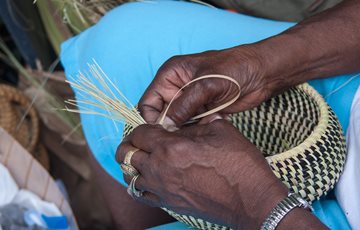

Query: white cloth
left=0, top=164, right=61, bottom=217
left=336, top=86, right=360, bottom=229
left=0, top=163, right=19, bottom=206
left=12, top=189, right=62, bottom=217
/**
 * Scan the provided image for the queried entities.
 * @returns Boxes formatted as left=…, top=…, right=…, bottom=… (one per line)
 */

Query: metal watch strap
left=261, top=193, right=312, bottom=230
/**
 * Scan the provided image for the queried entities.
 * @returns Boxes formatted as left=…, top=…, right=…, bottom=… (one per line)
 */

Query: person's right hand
left=138, top=0, right=360, bottom=128
left=139, top=45, right=282, bottom=127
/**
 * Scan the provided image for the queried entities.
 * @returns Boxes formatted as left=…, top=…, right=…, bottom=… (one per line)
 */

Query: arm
left=124, top=1, right=358, bottom=228
left=139, top=0, right=360, bottom=126
left=255, top=0, right=360, bottom=95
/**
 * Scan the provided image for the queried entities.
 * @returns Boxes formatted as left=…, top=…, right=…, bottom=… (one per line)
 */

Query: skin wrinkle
left=116, top=1, right=360, bottom=228
left=175, top=164, right=239, bottom=225
left=167, top=129, right=267, bottom=228
left=117, top=121, right=321, bottom=229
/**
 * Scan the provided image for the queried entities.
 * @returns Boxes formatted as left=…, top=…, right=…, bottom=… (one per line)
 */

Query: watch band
left=261, top=193, right=312, bottom=230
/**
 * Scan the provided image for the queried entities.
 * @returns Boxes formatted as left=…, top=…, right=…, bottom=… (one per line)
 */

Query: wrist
left=232, top=177, right=288, bottom=229
left=230, top=39, right=304, bottom=101
left=250, top=34, right=311, bottom=96
left=249, top=180, right=289, bottom=229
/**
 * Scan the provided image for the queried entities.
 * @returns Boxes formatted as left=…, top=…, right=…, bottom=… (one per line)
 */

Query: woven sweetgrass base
left=124, top=83, right=346, bottom=230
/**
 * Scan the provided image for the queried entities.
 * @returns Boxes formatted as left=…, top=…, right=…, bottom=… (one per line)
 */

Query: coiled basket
left=124, top=83, right=346, bottom=230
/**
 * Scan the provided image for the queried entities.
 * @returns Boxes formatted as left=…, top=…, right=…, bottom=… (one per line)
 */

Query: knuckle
left=160, top=55, right=185, bottom=72
left=131, top=124, right=157, bottom=141
left=170, top=139, right=189, bottom=154
left=203, top=78, right=230, bottom=95
left=161, top=135, right=188, bottom=152
left=166, top=55, right=191, bottom=66
left=115, top=142, right=127, bottom=163
left=170, top=106, right=193, bottom=124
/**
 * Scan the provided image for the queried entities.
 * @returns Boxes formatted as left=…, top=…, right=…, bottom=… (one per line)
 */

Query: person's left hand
left=116, top=120, right=288, bottom=229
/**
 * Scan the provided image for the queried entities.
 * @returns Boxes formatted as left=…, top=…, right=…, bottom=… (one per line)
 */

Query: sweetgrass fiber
left=65, top=60, right=240, bottom=128
left=65, top=60, right=146, bottom=128
left=0, top=37, right=83, bottom=140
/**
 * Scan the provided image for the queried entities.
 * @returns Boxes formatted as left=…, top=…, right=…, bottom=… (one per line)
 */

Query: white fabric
left=12, top=189, right=62, bottom=217
left=0, top=163, right=19, bottom=206
left=336, top=86, right=360, bottom=229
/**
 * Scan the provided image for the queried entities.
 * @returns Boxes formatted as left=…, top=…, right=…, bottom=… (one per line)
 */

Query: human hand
left=139, top=46, right=280, bottom=127
left=116, top=120, right=289, bottom=229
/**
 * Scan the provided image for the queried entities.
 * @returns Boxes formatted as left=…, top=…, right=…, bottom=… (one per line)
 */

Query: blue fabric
left=151, top=198, right=350, bottom=230
left=60, top=1, right=359, bottom=229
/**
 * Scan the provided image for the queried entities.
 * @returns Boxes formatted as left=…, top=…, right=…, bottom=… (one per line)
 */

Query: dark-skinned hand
left=139, top=1, right=360, bottom=128
left=116, top=120, right=289, bottom=229
left=138, top=46, right=277, bottom=127
left=115, top=0, right=360, bottom=228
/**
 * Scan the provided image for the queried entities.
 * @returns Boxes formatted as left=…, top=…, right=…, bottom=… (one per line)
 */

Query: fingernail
left=162, top=116, right=178, bottom=132
left=209, top=115, right=223, bottom=123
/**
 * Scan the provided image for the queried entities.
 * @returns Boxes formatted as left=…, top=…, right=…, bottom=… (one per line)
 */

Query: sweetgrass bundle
left=65, top=61, right=146, bottom=128
left=66, top=61, right=346, bottom=230
left=65, top=60, right=240, bottom=127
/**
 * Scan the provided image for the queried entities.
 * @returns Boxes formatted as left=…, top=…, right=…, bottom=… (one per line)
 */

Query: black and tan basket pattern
left=124, top=83, right=346, bottom=230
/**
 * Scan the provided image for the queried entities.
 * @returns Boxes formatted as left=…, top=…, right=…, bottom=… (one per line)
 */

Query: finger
left=128, top=124, right=174, bottom=153
left=197, top=113, right=224, bottom=125
left=175, top=119, right=234, bottom=138
left=139, top=58, right=190, bottom=124
left=123, top=172, right=149, bottom=189
left=138, top=89, right=164, bottom=124
left=125, top=175, right=162, bottom=207
left=134, top=191, right=162, bottom=208
left=116, top=140, right=150, bottom=174
left=165, top=78, right=235, bottom=126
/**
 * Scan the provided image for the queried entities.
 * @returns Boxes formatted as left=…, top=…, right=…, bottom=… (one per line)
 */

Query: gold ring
left=124, top=148, right=140, bottom=166
left=127, top=175, right=143, bottom=198
left=120, top=163, right=139, bottom=177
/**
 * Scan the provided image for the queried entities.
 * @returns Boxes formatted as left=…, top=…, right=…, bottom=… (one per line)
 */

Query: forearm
left=251, top=0, right=360, bottom=93
left=243, top=2, right=359, bottom=228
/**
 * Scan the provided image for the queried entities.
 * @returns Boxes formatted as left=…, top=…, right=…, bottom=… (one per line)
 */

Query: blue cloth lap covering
left=60, top=1, right=359, bottom=229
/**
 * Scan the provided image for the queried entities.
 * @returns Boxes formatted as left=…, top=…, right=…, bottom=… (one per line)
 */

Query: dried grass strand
left=66, top=63, right=145, bottom=128
left=66, top=62, right=241, bottom=130
left=158, top=75, right=241, bottom=125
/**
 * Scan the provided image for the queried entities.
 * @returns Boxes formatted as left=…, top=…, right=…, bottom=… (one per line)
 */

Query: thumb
left=162, top=78, right=231, bottom=126
left=175, top=119, right=233, bottom=139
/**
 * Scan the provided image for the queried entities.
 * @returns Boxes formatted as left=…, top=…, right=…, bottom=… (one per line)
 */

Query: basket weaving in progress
left=123, top=83, right=346, bottom=230
left=66, top=63, right=346, bottom=230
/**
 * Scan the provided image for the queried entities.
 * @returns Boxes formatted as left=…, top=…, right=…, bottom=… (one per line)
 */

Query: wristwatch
left=261, top=193, right=313, bottom=230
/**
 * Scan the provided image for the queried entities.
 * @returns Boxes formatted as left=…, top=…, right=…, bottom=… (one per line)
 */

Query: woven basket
left=124, top=83, right=346, bottom=230
left=0, top=84, right=49, bottom=170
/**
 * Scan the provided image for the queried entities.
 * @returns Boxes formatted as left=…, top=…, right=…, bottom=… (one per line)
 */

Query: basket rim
left=266, top=83, right=330, bottom=162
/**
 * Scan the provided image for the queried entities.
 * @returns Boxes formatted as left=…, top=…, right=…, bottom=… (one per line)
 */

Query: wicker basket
left=0, top=128, right=78, bottom=229
left=0, top=84, right=49, bottom=170
left=124, top=83, right=346, bottom=230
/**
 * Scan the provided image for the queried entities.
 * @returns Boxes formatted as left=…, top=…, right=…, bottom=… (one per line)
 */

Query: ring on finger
left=127, top=175, right=143, bottom=198
left=124, top=148, right=140, bottom=166
left=120, top=163, right=139, bottom=177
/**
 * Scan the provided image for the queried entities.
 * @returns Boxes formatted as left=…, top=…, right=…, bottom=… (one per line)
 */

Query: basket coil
left=123, top=83, right=346, bottom=230
left=0, top=84, right=49, bottom=170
